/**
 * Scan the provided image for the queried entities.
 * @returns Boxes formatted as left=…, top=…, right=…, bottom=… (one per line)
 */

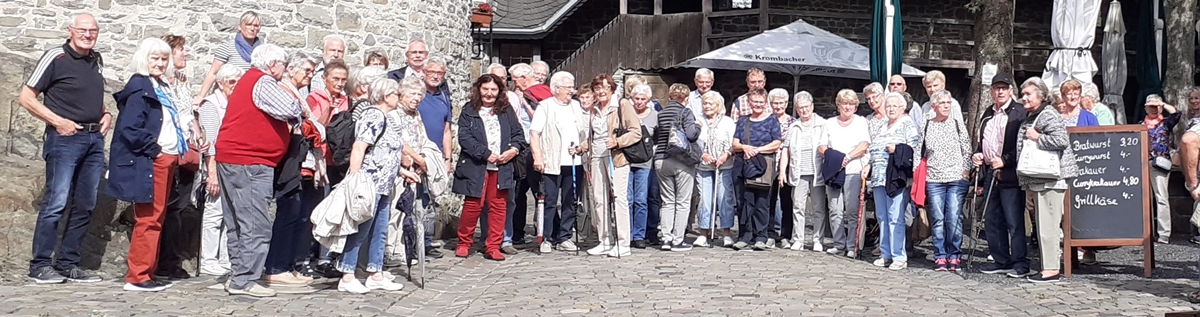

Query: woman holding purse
left=1016, top=77, right=1078, bottom=283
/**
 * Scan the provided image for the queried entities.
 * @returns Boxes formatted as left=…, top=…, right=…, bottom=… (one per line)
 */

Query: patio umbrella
left=1101, top=0, right=1128, bottom=124
left=676, top=19, right=925, bottom=90
left=1134, top=0, right=1164, bottom=121
left=870, top=0, right=902, bottom=84
left=1042, top=0, right=1102, bottom=90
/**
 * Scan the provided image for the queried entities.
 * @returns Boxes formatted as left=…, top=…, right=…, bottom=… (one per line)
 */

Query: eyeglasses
left=69, top=27, right=99, bottom=36
left=425, top=70, right=447, bottom=76
left=888, top=82, right=904, bottom=86
left=242, top=23, right=261, bottom=29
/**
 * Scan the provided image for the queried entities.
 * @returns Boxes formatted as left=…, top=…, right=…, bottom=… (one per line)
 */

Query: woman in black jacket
left=453, top=74, right=527, bottom=261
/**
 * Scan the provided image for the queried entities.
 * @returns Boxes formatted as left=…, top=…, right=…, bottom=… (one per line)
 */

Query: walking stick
left=855, top=174, right=867, bottom=258
left=709, top=168, right=719, bottom=248
left=607, top=149, right=621, bottom=259
left=536, top=191, right=546, bottom=255
left=964, top=169, right=993, bottom=278
left=958, top=165, right=985, bottom=280
left=571, top=143, right=583, bottom=257
left=415, top=181, right=426, bottom=289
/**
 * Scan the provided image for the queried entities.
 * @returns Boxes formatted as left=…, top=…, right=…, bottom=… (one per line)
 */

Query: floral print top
left=1145, top=112, right=1181, bottom=160
left=356, top=106, right=405, bottom=195
left=868, top=116, right=920, bottom=188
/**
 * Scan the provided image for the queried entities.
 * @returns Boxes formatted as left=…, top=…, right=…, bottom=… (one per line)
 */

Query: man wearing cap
left=970, top=74, right=1032, bottom=278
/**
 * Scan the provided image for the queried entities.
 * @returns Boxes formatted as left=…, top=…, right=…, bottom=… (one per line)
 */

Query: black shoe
left=124, top=279, right=172, bottom=292
left=631, top=240, right=647, bottom=249
left=295, top=262, right=317, bottom=277
left=1027, top=273, right=1061, bottom=283
left=28, top=267, right=66, bottom=284
left=426, top=248, right=445, bottom=259
left=314, top=262, right=341, bottom=278
left=1007, top=268, right=1035, bottom=278
left=154, top=266, right=191, bottom=280
left=647, top=237, right=663, bottom=246
left=1190, top=237, right=1200, bottom=245
left=61, top=267, right=102, bottom=283
left=979, top=264, right=1011, bottom=275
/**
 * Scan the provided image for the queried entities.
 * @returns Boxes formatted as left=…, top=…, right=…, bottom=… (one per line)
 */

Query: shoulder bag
left=740, top=117, right=775, bottom=190
left=1015, top=114, right=1061, bottom=179
left=615, top=104, right=653, bottom=163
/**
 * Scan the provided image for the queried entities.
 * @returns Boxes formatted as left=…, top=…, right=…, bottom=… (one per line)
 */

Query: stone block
left=269, top=30, right=307, bottom=49
left=48, top=0, right=89, bottom=10
left=296, top=5, right=332, bottom=28
left=0, top=17, right=25, bottom=27
left=335, top=4, right=360, bottom=31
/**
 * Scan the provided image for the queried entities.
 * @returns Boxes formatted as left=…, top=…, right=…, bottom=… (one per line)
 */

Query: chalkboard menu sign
left=1063, top=125, right=1152, bottom=278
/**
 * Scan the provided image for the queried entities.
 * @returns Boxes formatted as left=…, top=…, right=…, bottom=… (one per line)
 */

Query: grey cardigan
left=1016, top=105, right=1078, bottom=187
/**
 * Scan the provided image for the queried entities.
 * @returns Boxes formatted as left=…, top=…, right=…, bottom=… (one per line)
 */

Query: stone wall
left=0, top=0, right=477, bottom=276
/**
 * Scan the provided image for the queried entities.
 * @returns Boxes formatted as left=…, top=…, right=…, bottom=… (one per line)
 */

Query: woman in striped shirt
left=196, top=64, right=244, bottom=277
left=194, top=11, right=264, bottom=105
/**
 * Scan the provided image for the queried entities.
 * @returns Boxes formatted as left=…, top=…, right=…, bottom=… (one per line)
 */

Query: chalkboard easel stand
left=1062, top=125, right=1154, bottom=278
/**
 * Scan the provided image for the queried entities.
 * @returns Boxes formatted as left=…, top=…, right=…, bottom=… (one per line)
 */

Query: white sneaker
left=199, top=264, right=229, bottom=276
left=228, top=282, right=276, bottom=297
left=765, top=238, right=776, bottom=249
left=826, top=247, right=841, bottom=255
left=540, top=241, right=553, bottom=253
left=382, top=271, right=397, bottom=281
left=364, top=277, right=405, bottom=291
left=889, top=261, right=908, bottom=270
left=780, top=240, right=792, bottom=249
left=873, top=258, right=889, bottom=267
left=557, top=240, right=578, bottom=252
left=587, top=244, right=613, bottom=256
left=607, top=245, right=631, bottom=257
left=693, top=236, right=710, bottom=247
left=722, top=236, right=734, bottom=247
left=338, top=278, right=370, bottom=294
left=811, top=242, right=824, bottom=252
left=789, top=241, right=804, bottom=251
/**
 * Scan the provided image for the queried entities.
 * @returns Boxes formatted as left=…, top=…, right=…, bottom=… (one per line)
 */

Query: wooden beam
left=706, top=31, right=760, bottom=39
left=707, top=9, right=758, bottom=18
left=759, top=0, right=770, bottom=32
left=654, top=0, right=662, bottom=15
left=702, top=0, right=712, bottom=52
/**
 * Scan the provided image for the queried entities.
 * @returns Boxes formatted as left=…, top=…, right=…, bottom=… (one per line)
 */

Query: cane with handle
left=709, top=168, right=719, bottom=248
left=962, top=168, right=997, bottom=279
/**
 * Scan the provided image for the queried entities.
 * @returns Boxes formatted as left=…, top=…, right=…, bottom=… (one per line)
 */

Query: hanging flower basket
left=471, top=3, right=494, bottom=27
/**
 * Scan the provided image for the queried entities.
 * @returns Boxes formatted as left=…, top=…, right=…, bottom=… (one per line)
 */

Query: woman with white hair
left=777, top=91, right=828, bottom=252
left=867, top=92, right=920, bottom=271
left=195, top=11, right=264, bottom=104
left=1016, top=76, right=1078, bottom=283
left=530, top=71, right=588, bottom=253
left=260, top=51, right=321, bottom=287
left=767, top=88, right=793, bottom=248
left=696, top=91, right=735, bottom=247
left=1080, top=82, right=1114, bottom=125
left=108, top=38, right=190, bottom=292
left=337, top=78, right=421, bottom=294
left=197, top=64, right=244, bottom=277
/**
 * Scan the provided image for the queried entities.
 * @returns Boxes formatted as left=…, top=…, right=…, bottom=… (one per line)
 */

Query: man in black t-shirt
left=19, top=13, right=109, bottom=284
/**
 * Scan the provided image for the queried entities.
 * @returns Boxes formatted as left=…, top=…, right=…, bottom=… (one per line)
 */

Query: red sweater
left=525, top=84, right=552, bottom=103
left=215, top=68, right=290, bottom=167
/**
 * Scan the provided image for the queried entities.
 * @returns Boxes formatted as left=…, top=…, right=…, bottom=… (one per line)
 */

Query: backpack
left=327, top=100, right=372, bottom=167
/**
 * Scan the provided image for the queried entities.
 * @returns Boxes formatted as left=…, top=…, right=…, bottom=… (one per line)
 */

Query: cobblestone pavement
left=3, top=241, right=1200, bottom=317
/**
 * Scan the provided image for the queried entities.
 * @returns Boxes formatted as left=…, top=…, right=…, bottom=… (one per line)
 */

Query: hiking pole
left=963, top=169, right=998, bottom=279
left=709, top=168, right=719, bottom=248
left=570, top=142, right=582, bottom=257
left=854, top=175, right=867, bottom=259
left=607, top=148, right=621, bottom=259
left=958, top=165, right=984, bottom=280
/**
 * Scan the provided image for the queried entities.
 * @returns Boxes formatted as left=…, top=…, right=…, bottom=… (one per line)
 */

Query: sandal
left=1188, top=291, right=1200, bottom=304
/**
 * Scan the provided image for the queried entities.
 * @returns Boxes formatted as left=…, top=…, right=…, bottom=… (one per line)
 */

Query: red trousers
left=126, top=155, right=177, bottom=283
left=458, top=171, right=508, bottom=253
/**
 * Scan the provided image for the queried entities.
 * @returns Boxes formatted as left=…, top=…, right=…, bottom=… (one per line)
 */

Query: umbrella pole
left=793, top=75, right=800, bottom=95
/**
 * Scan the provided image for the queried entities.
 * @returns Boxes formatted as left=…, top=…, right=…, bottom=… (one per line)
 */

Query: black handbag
left=667, top=107, right=703, bottom=166
left=615, top=103, right=653, bottom=164
left=740, top=117, right=775, bottom=190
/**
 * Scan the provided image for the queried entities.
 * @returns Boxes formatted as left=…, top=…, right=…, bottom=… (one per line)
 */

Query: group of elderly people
left=101, top=10, right=473, bottom=296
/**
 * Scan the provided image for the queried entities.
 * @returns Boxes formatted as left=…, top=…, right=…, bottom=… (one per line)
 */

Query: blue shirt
left=418, top=89, right=453, bottom=151
left=733, top=116, right=782, bottom=147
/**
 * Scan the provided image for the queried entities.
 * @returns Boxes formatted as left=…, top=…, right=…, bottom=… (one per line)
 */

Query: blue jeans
left=873, top=187, right=909, bottom=262
left=982, top=172, right=1029, bottom=271
left=629, top=167, right=650, bottom=240
left=30, top=130, right=106, bottom=273
left=646, top=166, right=661, bottom=240
left=696, top=169, right=735, bottom=230
left=338, top=195, right=390, bottom=273
left=927, top=180, right=968, bottom=260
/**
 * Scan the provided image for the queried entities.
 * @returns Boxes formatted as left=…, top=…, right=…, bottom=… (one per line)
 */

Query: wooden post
left=620, top=0, right=628, bottom=14
left=759, top=0, right=770, bottom=32
left=701, top=0, right=712, bottom=52
left=654, top=0, right=662, bottom=15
